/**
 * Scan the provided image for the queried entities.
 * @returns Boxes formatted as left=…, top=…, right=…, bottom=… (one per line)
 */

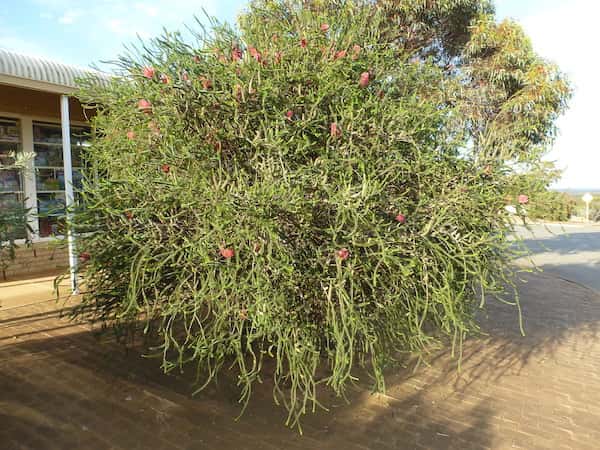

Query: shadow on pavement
left=520, top=231, right=600, bottom=256
left=3, top=270, right=600, bottom=449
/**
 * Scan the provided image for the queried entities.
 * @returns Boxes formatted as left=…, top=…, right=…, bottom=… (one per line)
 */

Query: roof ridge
left=0, top=47, right=108, bottom=77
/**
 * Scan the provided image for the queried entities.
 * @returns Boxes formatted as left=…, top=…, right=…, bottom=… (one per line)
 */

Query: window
left=0, top=117, right=27, bottom=239
left=33, top=122, right=88, bottom=237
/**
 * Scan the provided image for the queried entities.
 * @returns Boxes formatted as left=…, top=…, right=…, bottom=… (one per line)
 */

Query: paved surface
left=2, top=267, right=600, bottom=449
left=515, top=223, right=600, bottom=292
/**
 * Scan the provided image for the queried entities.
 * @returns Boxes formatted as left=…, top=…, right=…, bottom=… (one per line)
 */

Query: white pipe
left=61, top=95, right=78, bottom=294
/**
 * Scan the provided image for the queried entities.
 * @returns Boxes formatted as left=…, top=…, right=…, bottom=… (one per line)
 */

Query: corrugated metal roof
left=0, top=48, right=110, bottom=93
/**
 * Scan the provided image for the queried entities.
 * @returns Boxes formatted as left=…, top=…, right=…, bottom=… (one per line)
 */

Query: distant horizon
left=551, top=187, right=600, bottom=193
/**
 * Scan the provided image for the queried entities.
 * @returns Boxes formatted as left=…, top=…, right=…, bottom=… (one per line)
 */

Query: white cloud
left=134, top=3, right=159, bottom=17
left=520, top=1, right=600, bottom=189
left=58, top=9, right=82, bottom=24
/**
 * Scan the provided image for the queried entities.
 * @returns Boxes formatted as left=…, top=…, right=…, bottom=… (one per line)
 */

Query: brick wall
left=2, top=242, right=69, bottom=281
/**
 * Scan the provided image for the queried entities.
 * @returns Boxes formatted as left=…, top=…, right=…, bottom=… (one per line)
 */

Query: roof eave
left=0, top=73, right=76, bottom=95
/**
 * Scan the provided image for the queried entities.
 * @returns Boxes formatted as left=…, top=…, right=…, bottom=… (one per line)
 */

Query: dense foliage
left=73, top=0, right=569, bottom=427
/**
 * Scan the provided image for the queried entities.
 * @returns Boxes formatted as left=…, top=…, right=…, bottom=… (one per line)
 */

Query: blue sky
left=2, top=0, right=598, bottom=189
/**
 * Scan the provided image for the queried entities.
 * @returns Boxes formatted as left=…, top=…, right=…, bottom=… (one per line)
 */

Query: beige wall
left=2, top=242, right=69, bottom=282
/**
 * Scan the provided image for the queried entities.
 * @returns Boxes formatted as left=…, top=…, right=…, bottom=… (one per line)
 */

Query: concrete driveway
left=515, top=223, right=600, bottom=292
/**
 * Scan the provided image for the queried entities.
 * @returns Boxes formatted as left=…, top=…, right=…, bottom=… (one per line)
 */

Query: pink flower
left=231, top=47, right=243, bottom=61
left=220, top=248, right=235, bottom=259
left=300, top=38, right=307, bottom=48
left=79, top=252, right=91, bottom=263
left=160, top=74, right=170, bottom=84
left=182, top=72, right=189, bottom=82
left=320, top=23, right=329, bottom=32
left=137, top=99, right=152, bottom=114
left=359, top=72, right=370, bottom=88
left=248, top=46, right=262, bottom=62
left=161, top=164, right=170, bottom=174
left=395, top=213, right=406, bottom=224
left=336, top=248, right=350, bottom=260
left=286, top=110, right=294, bottom=120
left=142, top=66, right=155, bottom=79
left=126, top=130, right=136, bottom=140
left=200, top=76, right=212, bottom=90
left=330, top=122, right=341, bottom=138
left=334, top=50, right=347, bottom=60
left=518, top=194, right=529, bottom=205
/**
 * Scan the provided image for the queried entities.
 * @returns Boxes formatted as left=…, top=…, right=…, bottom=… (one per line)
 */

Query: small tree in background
left=0, top=152, right=32, bottom=280
left=74, top=0, right=569, bottom=427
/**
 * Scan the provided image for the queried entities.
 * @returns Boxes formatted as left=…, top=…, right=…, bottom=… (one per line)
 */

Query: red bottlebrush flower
left=137, top=99, right=152, bottom=114
left=124, top=211, right=133, bottom=220
left=352, top=44, right=361, bottom=60
left=334, top=50, right=347, bottom=60
left=160, top=74, right=170, bottom=84
left=231, top=47, right=243, bottom=62
left=142, top=66, right=155, bottom=79
left=274, top=51, right=282, bottom=64
left=220, top=247, right=235, bottom=259
left=79, top=251, right=91, bottom=263
left=320, top=23, right=329, bottom=32
left=161, top=164, right=170, bottom=174
left=182, top=72, right=190, bottom=82
left=300, top=38, right=307, bottom=48
left=336, top=248, right=350, bottom=260
left=359, top=71, right=370, bottom=88
left=518, top=194, right=529, bottom=205
left=330, top=122, right=342, bottom=138
left=126, top=130, right=136, bottom=140
left=395, top=213, right=406, bottom=224
left=286, top=110, right=294, bottom=120
left=200, top=76, right=212, bottom=90
left=248, top=46, right=262, bottom=62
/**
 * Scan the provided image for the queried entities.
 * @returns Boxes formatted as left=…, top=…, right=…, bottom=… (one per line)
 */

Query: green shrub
left=0, top=203, right=29, bottom=279
left=72, top=0, right=564, bottom=428
left=526, top=191, right=575, bottom=222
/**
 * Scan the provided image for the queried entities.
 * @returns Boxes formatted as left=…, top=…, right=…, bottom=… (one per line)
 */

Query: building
left=0, top=49, right=107, bottom=281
